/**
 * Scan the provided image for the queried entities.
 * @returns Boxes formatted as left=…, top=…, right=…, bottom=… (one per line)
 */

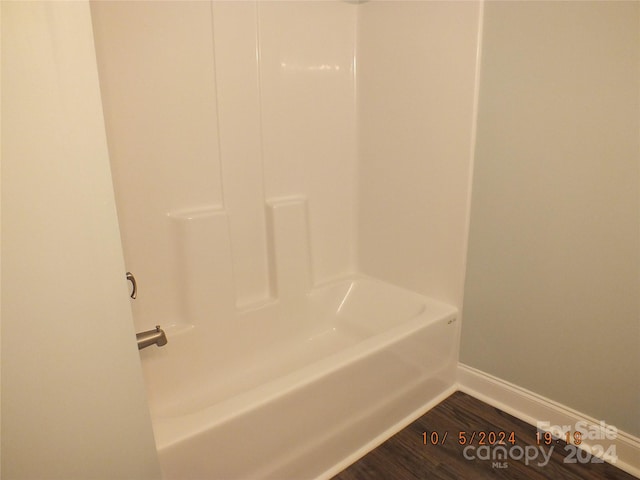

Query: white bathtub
left=139, top=275, right=458, bottom=479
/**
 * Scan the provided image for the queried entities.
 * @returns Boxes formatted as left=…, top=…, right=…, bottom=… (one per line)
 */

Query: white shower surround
left=91, top=1, right=482, bottom=478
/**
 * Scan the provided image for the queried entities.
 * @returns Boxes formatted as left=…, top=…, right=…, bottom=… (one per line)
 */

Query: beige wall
left=356, top=0, right=482, bottom=308
left=1, top=2, right=161, bottom=477
left=461, top=1, right=640, bottom=437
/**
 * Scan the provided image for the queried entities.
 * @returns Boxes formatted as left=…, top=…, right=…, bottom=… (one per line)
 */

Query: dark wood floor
left=332, top=391, right=637, bottom=480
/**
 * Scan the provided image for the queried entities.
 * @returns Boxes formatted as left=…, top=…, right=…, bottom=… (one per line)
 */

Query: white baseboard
left=457, top=363, right=640, bottom=479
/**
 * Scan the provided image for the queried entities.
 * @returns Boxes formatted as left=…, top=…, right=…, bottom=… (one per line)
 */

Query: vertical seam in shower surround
left=255, top=0, right=268, bottom=209
left=209, top=0, right=226, bottom=209
left=209, top=1, right=239, bottom=306
left=459, top=0, right=485, bottom=313
left=254, top=0, right=276, bottom=300
left=351, top=2, right=360, bottom=275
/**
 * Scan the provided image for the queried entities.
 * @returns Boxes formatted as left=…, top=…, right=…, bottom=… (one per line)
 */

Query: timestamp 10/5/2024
left=423, top=430, right=586, bottom=447
left=422, top=429, right=618, bottom=466
left=422, top=431, right=517, bottom=446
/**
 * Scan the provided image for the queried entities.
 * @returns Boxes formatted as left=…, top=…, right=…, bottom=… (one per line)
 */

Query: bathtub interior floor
left=151, top=322, right=361, bottom=418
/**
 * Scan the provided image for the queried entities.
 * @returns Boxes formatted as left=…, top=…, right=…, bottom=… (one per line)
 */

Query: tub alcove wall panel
left=91, top=1, right=224, bottom=329
left=356, top=1, right=482, bottom=308
left=91, top=1, right=358, bottom=330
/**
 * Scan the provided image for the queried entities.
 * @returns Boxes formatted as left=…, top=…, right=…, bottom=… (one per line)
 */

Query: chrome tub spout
left=136, top=325, right=168, bottom=350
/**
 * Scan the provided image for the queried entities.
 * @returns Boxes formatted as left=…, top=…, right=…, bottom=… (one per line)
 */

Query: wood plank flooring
left=332, top=391, right=637, bottom=479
